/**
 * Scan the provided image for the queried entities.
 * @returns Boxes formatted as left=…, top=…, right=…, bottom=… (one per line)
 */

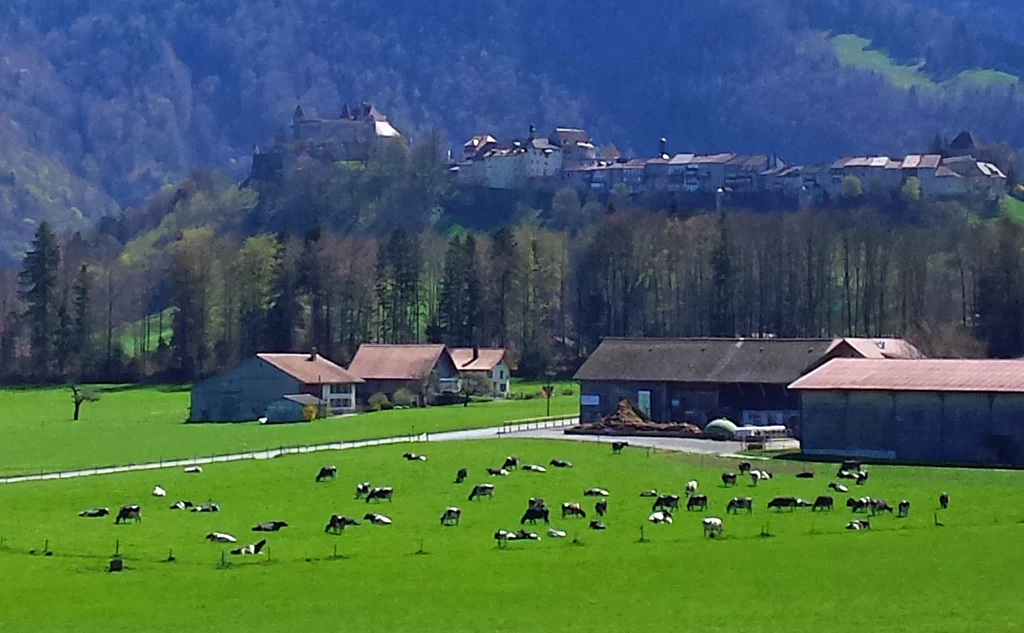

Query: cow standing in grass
left=767, top=497, right=798, bottom=512
left=562, top=502, right=587, bottom=519
left=726, top=497, right=753, bottom=514
left=440, top=507, right=462, bottom=526
left=469, top=484, right=495, bottom=501
left=595, top=499, right=608, bottom=517
left=325, top=515, right=359, bottom=534
left=703, top=518, right=724, bottom=538
left=653, top=495, right=680, bottom=512
left=687, top=495, right=708, bottom=511
left=812, top=496, right=834, bottom=512
left=898, top=500, right=911, bottom=518
left=721, top=473, right=737, bottom=487
left=502, top=456, right=519, bottom=471
left=521, top=506, right=550, bottom=525
left=355, top=482, right=372, bottom=499
left=454, top=468, right=468, bottom=484
left=939, top=492, right=950, bottom=510
left=366, top=487, right=394, bottom=503
left=611, top=442, right=628, bottom=455
left=316, top=466, right=337, bottom=483
left=115, top=505, right=141, bottom=524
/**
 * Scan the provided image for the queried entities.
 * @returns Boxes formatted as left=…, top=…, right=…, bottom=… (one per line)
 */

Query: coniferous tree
left=71, top=264, right=92, bottom=377
left=18, top=222, right=61, bottom=380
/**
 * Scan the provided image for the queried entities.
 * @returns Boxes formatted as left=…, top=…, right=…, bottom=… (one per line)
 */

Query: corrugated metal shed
left=791, top=359, right=1024, bottom=393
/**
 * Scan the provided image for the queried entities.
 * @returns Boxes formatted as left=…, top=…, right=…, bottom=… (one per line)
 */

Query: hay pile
left=576, top=398, right=704, bottom=436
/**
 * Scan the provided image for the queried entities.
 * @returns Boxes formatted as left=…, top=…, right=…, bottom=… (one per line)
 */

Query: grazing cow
left=440, top=507, right=462, bottom=526
left=550, top=459, right=573, bottom=468
left=738, top=462, right=753, bottom=474
left=687, top=494, right=709, bottom=511
left=523, top=464, right=547, bottom=473
left=487, top=468, right=510, bottom=477
left=870, top=499, right=894, bottom=515
left=355, top=482, right=372, bottom=499
left=521, top=506, right=550, bottom=525
left=468, top=484, right=495, bottom=501
left=846, top=520, right=871, bottom=531
left=205, top=532, right=236, bottom=543
left=828, top=483, right=849, bottom=493
left=184, top=466, right=203, bottom=474
left=721, top=473, right=738, bottom=487
left=648, top=511, right=673, bottom=524
left=653, top=494, right=681, bottom=512
left=365, top=487, right=394, bottom=503
left=191, top=503, right=220, bottom=513
left=595, top=499, right=608, bottom=517
left=562, top=502, right=587, bottom=519
left=316, top=466, right=337, bottom=483
left=812, top=496, right=834, bottom=512
left=502, top=456, right=520, bottom=471
left=364, top=513, right=392, bottom=525
left=611, top=442, right=629, bottom=455
left=252, top=521, right=288, bottom=532
left=797, top=471, right=814, bottom=479
left=847, top=497, right=873, bottom=513
left=325, top=515, right=359, bottom=534
left=231, top=539, right=267, bottom=556
left=114, top=505, right=142, bottom=524
left=856, top=471, right=869, bottom=486
left=403, top=452, right=427, bottom=462
left=79, top=507, right=109, bottom=518
left=939, top=492, right=949, bottom=510
left=898, top=500, right=911, bottom=518
left=767, top=497, right=798, bottom=511
left=585, top=488, right=610, bottom=497
left=152, top=486, right=166, bottom=497
left=528, top=497, right=546, bottom=510
left=515, top=529, right=541, bottom=541
left=750, top=471, right=772, bottom=486
left=726, top=497, right=754, bottom=514
left=455, top=468, right=468, bottom=484
left=547, top=528, right=567, bottom=538
left=639, top=490, right=659, bottom=498
left=589, top=521, right=607, bottom=530
left=685, top=481, right=698, bottom=496
left=703, top=517, right=724, bottom=538
left=169, top=500, right=194, bottom=511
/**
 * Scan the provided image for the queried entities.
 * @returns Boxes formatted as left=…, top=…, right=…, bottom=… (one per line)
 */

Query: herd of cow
left=74, top=446, right=954, bottom=554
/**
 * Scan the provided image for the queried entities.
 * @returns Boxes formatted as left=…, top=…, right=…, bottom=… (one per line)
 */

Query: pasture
left=0, top=439, right=1022, bottom=632
left=0, top=386, right=578, bottom=475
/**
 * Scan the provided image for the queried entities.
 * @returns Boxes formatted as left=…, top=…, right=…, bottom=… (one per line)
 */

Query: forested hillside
left=1, top=0, right=1024, bottom=262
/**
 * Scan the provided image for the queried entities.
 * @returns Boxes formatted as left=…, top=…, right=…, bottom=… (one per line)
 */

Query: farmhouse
left=451, top=347, right=511, bottom=397
left=189, top=350, right=363, bottom=422
left=791, top=359, right=1024, bottom=466
left=574, top=337, right=921, bottom=428
left=348, top=344, right=462, bottom=406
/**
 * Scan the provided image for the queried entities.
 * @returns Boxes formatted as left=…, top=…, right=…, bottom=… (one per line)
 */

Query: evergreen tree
left=18, top=222, right=61, bottom=379
left=71, top=264, right=92, bottom=376
left=267, top=237, right=302, bottom=351
left=709, top=214, right=736, bottom=337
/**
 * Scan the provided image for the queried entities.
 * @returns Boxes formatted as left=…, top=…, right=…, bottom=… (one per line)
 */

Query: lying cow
left=355, top=482, right=372, bottom=499
left=316, top=466, right=337, bottom=483
left=440, top=507, right=462, bottom=526
left=898, top=500, right=911, bottom=518
left=639, top=489, right=659, bottom=498
left=721, top=473, right=738, bottom=487
left=184, top=466, right=203, bottom=474
left=152, top=486, right=166, bottom=497
left=812, top=496, right=834, bottom=512
left=231, top=539, right=267, bottom=556
left=523, top=464, right=547, bottom=473
left=595, top=499, right=608, bottom=517
left=562, top=502, right=587, bottom=519
left=767, top=497, right=798, bottom=512
left=687, top=494, right=708, bottom=512
left=403, top=452, right=427, bottom=462
left=191, top=503, right=220, bottom=513
left=324, top=515, right=359, bottom=534
left=515, top=529, right=541, bottom=541
left=253, top=521, right=288, bottom=532
left=726, top=497, right=753, bottom=514
left=837, top=470, right=859, bottom=480
left=549, top=459, right=573, bottom=468
left=839, top=460, right=862, bottom=475
left=547, top=528, right=567, bottom=538
left=487, top=468, right=510, bottom=477
left=521, top=506, right=550, bottom=525
left=468, top=484, right=495, bottom=501
left=365, top=487, right=394, bottom=503
left=169, top=500, right=194, bottom=511
left=502, top=456, right=520, bottom=471
left=584, top=488, right=610, bottom=497
left=856, top=471, right=869, bottom=486
left=611, top=442, right=629, bottom=455
left=454, top=468, right=468, bottom=484
left=703, top=517, right=724, bottom=538
left=79, top=507, right=109, bottom=518
left=796, top=471, right=814, bottom=479
left=750, top=471, right=772, bottom=486
left=115, top=505, right=142, bottom=524
left=649, top=511, right=673, bottom=524
left=206, top=532, right=236, bottom=543
left=589, top=521, right=607, bottom=530
left=846, top=520, right=871, bottom=531
left=795, top=498, right=814, bottom=508
left=828, top=483, right=849, bottom=493
left=653, top=494, right=680, bottom=512
left=364, top=513, right=392, bottom=526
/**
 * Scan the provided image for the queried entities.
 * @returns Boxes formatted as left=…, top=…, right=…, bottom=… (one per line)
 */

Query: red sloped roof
left=348, top=345, right=449, bottom=380
left=257, top=353, right=363, bottom=385
left=451, top=348, right=507, bottom=371
left=790, top=359, right=1024, bottom=393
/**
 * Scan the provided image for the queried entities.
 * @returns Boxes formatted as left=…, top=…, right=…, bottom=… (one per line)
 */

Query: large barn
left=791, top=359, right=1024, bottom=466
left=573, top=337, right=921, bottom=428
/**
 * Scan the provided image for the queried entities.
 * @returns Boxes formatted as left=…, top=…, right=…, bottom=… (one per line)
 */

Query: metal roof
left=790, top=359, right=1024, bottom=393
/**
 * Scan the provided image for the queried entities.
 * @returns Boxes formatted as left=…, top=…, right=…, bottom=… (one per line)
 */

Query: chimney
left=528, top=124, right=536, bottom=141
left=659, top=137, right=668, bottom=159
left=472, top=346, right=480, bottom=362
left=308, top=347, right=319, bottom=361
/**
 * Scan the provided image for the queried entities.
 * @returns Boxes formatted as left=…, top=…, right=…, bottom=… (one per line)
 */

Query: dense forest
left=2, top=0, right=1024, bottom=263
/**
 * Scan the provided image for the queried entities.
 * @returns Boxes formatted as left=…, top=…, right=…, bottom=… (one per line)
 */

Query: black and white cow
left=856, top=471, right=870, bottom=486
left=685, top=481, right=699, bottom=496
left=403, top=452, right=427, bottom=462
left=703, top=517, right=724, bottom=538
left=812, top=496, right=834, bottom=512
left=520, top=506, right=550, bottom=525
left=115, top=505, right=141, bottom=524
left=523, top=464, right=547, bottom=473
left=515, top=529, right=541, bottom=541
left=231, top=539, right=267, bottom=555
left=687, top=494, right=709, bottom=511
left=365, top=487, right=394, bottom=503
left=648, top=511, right=673, bottom=524
left=184, top=466, right=203, bottom=474
left=639, top=490, right=659, bottom=498
left=316, top=466, right=337, bottom=483
left=611, top=442, right=629, bottom=455
left=549, top=459, right=573, bottom=468
left=468, top=484, right=495, bottom=501
left=364, top=513, right=392, bottom=526
left=205, top=532, right=236, bottom=543
left=169, top=500, right=194, bottom=511
left=767, top=497, right=798, bottom=511
left=252, top=521, right=289, bottom=532
left=870, top=499, right=894, bottom=515
left=502, top=456, right=520, bottom=471
left=828, top=482, right=850, bottom=493
left=796, top=471, right=815, bottom=479
left=79, top=507, right=109, bottom=518
left=324, top=515, right=359, bottom=534
left=454, top=468, right=468, bottom=484
left=487, top=468, right=510, bottom=477
left=547, top=528, right=567, bottom=538
left=440, top=507, right=462, bottom=526
left=738, top=462, right=753, bottom=474
left=846, top=520, right=871, bottom=531
left=191, top=503, right=220, bottom=513
left=898, top=500, right=911, bottom=518
left=721, top=473, right=738, bottom=487
left=653, top=494, right=680, bottom=512
left=595, top=499, right=608, bottom=517
left=837, top=470, right=859, bottom=480
left=584, top=488, right=610, bottom=497
left=589, top=521, right=607, bottom=530
left=847, top=497, right=873, bottom=513
left=726, top=497, right=754, bottom=514
left=839, top=460, right=862, bottom=475
left=355, top=482, right=372, bottom=499
left=562, top=502, right=587, bottom=519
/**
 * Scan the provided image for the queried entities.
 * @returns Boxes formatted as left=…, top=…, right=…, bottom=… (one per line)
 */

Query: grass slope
left=1000, top=194, right=1024, bottom=224
left=0, top=439, right=1021, bottom=632
left=0, top=386, right=578, bottom=475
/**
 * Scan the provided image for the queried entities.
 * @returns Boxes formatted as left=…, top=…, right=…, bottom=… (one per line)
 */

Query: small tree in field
left=70, top=385, right=100, bottom=421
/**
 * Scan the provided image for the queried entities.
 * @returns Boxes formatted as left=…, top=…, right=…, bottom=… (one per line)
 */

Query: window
left=329, top=384, right=348, bottom=395
left=330, top=398, right=352, bottom=410
left=499, top=383, right=507, bottom=393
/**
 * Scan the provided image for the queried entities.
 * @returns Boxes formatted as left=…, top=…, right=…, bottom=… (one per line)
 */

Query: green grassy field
left=0, top=439, right=1021, bottom=632
left=0, top=386, right=578, bottom=475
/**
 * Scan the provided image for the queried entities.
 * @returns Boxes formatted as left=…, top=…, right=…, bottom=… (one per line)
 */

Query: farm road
left=0, top=417, right=750, bottom=485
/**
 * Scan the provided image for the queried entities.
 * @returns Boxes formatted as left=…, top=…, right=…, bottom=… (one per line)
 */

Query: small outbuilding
left=791, top=359, right=1024, bottom=465
left=264, top=394, right=324, bottom=424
